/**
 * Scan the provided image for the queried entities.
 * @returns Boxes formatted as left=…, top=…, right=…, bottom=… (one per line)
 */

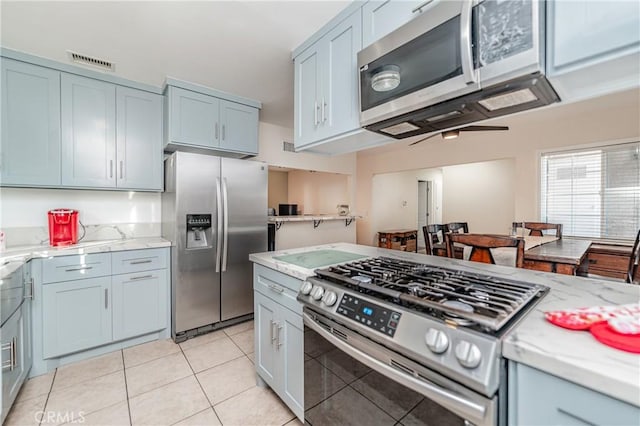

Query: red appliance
left=48, top=209, right=79, bottom=246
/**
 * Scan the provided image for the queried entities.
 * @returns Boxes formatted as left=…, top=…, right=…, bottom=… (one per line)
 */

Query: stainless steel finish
left=1, top=339, right=15, bottom=371
left=321, top=290, right=337, bottom=306
left=104, top=289, right=108, bottom=309
left=304, top=311, right=496, bottom=426
left=459, top=0, right=477, bottom=85
left=222, top=124, right=226, bottom=141
left=276, top=324, right=283, bottom=349
left=300, top=281, right=313, bottom=295
left=110, top=159, right=113, bottom=178
left=455, top=341, right=482, bottom=369
left=412, top=0, right=434, bottom=14
left=129, top=274, right=153, bottom=281
left=310, top=285, right=324, bottom=301
left=215, top=122, right=219, bottom=140
left=221, top=178, right=229, bottom=272
left=425, top=328, right=450, bottom=354
left=130, top=260, right=152, bottom=265
left=24, top=278, right=34, bottom=300
left=270, top=319, right=275, bottom=342
left=119, top=160, right=123, bottom=179
left=321, top=97, right=326, bottom=123
left=358, top=0, right=481, bottom=126
left=65, top=267, right=93, bottom=272
left=313, top=101, right=319, bottom=126
left=268, top=283, right=284, bottom=294
left=215, top=178, right=223, bottom=273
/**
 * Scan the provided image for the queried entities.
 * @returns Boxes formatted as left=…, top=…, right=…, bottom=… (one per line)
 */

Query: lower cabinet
left=508, top=362, right=639, bottom=425
left=253, top=265, right=304, bottom=421
left=42, top=277, right=113, bottom=358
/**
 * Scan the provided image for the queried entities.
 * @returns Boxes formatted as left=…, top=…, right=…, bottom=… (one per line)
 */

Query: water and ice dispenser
left=186, top=214, right=212, bottom=249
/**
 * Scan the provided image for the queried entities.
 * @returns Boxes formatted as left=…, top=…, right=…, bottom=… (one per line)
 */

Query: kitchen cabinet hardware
left=270, top=319, right=276, bottom=343
left=110, top=160, right=114, bottom=178
left=1, top=338, right=16, bottom=371
left=412, top=0, right=434, bottom=14
left=314, top=101, right=319, bottom=126
left=119, top=161, right=123, bottom=179
left=222, top=124, right=226, bottom=141
left=129, top=274, right=153, bottom=281
left=129, top=259, right=153, bottom=265
left=215, top=122, right=219, bottom=140
left=64, top=266, right=93, bottom=272
left=268, top=283, right=285, bottom=294
left=313, top=219, right=323, bottom=229
left=321, top=97, right=327, bottom=123
left=275, top=221, right=283, bottom=231
left=104, top=289, right=109, bottom=309
left=24, top=277, right=34, bottom=300
left=276, top=324, right=283, bottom=349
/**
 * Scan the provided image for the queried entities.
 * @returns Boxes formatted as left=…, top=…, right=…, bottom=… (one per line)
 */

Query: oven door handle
left=303, top=312, right=489, bottom=425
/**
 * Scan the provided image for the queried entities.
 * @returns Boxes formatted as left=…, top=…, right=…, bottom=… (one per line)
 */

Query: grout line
left=121, top=350, right=133, bottom=426
left=179, top=344, right=224, bottom=425
left=39, top=368, right=57, bottom=426
left=167, top=407, right=210, bottom=426
left=49, top=353, right=125, bottom=394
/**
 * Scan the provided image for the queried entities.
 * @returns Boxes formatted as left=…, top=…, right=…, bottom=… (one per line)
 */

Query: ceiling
left=0, top=1, right=350, bottom=128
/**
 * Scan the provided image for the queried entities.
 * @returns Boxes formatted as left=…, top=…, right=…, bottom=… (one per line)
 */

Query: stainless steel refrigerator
left=162, top=151, right=267, bottom=341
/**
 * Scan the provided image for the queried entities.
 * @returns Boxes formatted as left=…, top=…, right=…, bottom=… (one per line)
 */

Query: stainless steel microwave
left=358, top=0, right=559, bottom=138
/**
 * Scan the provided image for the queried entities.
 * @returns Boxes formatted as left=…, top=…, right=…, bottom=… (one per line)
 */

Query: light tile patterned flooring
left=5, top=321, right=302, bottom=426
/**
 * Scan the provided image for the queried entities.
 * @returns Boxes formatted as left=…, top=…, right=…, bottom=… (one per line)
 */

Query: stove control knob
left=322, top=291, right=338, bottom=307
left=311, top=286, right=325, bottom=301
left=455, top=341, right=482, bottom=369
left=300, top=281, right=313, bottom=295
left=425, top=328, right=449, bottom=354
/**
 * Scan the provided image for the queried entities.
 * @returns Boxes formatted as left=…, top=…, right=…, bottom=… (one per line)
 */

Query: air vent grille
left=67, top=51, right=115, bottom=72
left=283, top=141, right=296, bottom=152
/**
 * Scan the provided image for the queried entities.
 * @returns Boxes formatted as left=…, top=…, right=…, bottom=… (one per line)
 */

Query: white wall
left=0, top=188, right=161, bottom=227
left=441, top=159, right=515, bottom=234
left=268, top=170, right=289, bottom=211
left=355, top=89, right=640, bottom=245
left=287, top=170, right=350, bottom=215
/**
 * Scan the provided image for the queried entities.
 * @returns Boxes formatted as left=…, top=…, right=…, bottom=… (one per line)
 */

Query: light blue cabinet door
left=168, top=86, right=220, bottom=148
left=0, top=59, right=61, bottom=186
left=321, top=8, right=362, bottom=139
left=22, top=264, right=33, bottom=377
left=116, top=87, right=163, bottom=190
left=219, top=100, right=259, bottom=155
left=294, top=46, right=322, bottom=148
left=42, top=277, right=112, bottom=359
left=549, top=1, right=640, bottom=73
left=362, top=0, right=425, bottom=48
left=112, top=269, right=168, bottom=341
left=279, top=305, right=304, bottom=421
left=254, top=291, right=278, bottom=388
left=61, top=74, right=116, bottom=188
left=1, top=306, right=25, bottom=420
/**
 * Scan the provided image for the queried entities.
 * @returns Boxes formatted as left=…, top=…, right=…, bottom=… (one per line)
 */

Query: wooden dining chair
left=445, top=233, right=525, bottom=268
left=446, top=222, right=469, bottom=233
left=422, top=224, right=447, bottom=256
left=512, top=222, right=562, bottom=238
left=627, top=229, right=640, bottom=284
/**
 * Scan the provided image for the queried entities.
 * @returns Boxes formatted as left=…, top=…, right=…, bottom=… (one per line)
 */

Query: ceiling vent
left=67, top=50, right=115, bottom=72
left=282, top=141, right=296, bottom=153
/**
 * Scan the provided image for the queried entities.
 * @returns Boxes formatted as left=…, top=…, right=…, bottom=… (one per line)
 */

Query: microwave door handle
left=215, top=177, right=223, bottom=273
left=460, top=0, right=477, bottom=85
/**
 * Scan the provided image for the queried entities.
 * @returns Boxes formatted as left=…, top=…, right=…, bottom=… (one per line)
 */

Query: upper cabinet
left=0, top=58, right=61, bottom=186
left=1, top=51, right=164, bottom=192
left=362, top=0, right=425, bottom=48
left=547, top=0, right=640, bottom=101
left=61, top=74, right=163, bottom=190
left=164, top=80, right=260, bottom=158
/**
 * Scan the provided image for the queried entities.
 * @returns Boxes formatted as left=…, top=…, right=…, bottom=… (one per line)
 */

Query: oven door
left=358, top=0, right=480, bottom=127
left=303, top=308, right=498, bottom=426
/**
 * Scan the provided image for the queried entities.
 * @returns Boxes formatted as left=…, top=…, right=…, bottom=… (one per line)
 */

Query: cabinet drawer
left=42, top=253, right=111, bottom=284
left=587, top=252, right=629, bottom=272
left=112, top=248, right=168, bottom=275
left=254, top=264, right=303, bottom=293
left=254, top=266, right=302, bottom=315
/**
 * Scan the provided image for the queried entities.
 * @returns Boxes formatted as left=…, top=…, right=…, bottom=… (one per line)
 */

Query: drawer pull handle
left=276, top=324, right=283, bottom=349
left=270, top=320, right=276, bottom=343
left=268, top=283, right=284, bottom=294
left=130, top=275, right=153, bottom=281
left=24, top=277, right=34, bottom=300
left=65, top=266, right=94, bottom=272
left=129, top=260, right=153, bottom=265
left=105, top=289, right=108, bottom=309
left=412, top=0, right=434, bottom=14
left=1, top=338, right=16, bottom=371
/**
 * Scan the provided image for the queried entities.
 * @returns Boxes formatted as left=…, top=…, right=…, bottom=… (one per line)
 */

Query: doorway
left=417, top=180, right=433, bottom=251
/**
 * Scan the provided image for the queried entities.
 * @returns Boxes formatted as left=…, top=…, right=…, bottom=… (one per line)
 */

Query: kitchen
left=1, top=1, right=639, bottom=425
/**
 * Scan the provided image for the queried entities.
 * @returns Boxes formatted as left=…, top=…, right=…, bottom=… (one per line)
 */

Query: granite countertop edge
left=1, top=237, right=172, bottom=272
left=250, top=242, right=640, bottom=407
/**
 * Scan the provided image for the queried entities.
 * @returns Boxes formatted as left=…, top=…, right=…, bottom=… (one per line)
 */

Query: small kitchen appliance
left=48, top=209, right=79, bottom=246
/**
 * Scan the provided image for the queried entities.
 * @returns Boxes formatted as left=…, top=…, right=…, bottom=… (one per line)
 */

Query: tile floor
left=5, top=321, right=302, bottom=426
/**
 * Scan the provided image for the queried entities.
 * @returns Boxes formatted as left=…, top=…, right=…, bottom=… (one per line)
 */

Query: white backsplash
left=0, top=188, right=162, bottom=247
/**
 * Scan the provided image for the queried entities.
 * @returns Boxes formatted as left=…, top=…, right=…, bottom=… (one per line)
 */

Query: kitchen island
left=250, top=243, right=640, bottom=424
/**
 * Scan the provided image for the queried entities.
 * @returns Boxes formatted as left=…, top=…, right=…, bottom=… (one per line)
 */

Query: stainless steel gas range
left=297, top=256, right=548, bottom=426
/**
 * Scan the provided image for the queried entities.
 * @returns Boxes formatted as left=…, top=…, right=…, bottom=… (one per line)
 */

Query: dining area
left=420, top=222, right=640, bottom=285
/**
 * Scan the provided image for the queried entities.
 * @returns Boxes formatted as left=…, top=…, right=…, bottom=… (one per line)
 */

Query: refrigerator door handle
left=215, top=177, right=223, bottom=273
left=222, top=177, right=229, bottom=272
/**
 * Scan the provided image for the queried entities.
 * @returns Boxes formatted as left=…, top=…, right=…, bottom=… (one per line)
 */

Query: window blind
left=540, top=142, right=640, bottom=241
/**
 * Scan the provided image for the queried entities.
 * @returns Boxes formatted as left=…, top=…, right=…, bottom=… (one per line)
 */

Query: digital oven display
left=336, top=295, right=401, bottom=337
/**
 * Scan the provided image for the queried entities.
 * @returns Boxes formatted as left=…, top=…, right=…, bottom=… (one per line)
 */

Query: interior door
left=220, top=158, right=267, bottom=321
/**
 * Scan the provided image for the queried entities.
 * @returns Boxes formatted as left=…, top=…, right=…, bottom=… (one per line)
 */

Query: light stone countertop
left=0, top=237, right=171, bottom=278
left=268, top=215, right=361, bottom=223
left=250, top=242, right=640, bottom=407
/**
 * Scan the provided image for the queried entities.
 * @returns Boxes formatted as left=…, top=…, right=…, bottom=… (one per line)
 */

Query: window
left=540, top=142, right=640, bottom=241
